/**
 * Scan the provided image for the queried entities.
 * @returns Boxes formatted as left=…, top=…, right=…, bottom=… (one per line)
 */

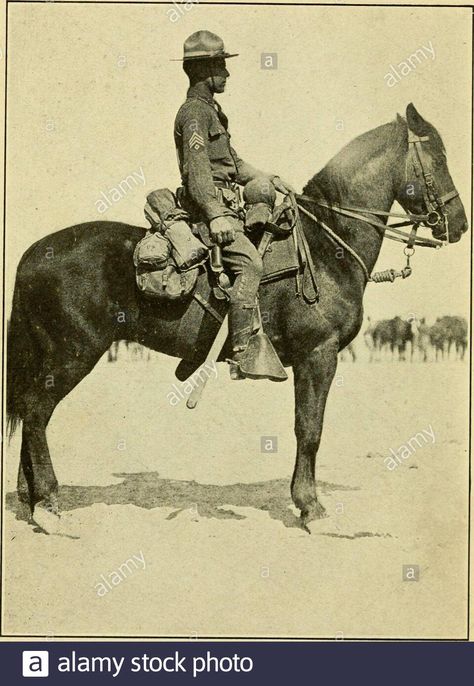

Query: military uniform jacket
left=174, top=83, right=262, bottom=222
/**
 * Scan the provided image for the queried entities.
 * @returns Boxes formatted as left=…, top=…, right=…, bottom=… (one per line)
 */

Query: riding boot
left=228, top=303, right=257, bottom=380
left=228, top=302, right=288, bottom=382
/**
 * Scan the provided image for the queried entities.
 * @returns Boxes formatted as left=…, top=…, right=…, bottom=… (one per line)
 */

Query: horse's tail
left=6, top=277, right=37, bottom=439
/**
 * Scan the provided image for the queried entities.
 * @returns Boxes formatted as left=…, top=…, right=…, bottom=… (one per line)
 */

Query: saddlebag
left=134, top=188, right=208, bottom=300
left=135, top=262, right=198, bottom=301
left=133, top=231, right=169, bottom=271
left=133, top=231, right=198, bottom=301
left=145, top=188, right=208, bottom=270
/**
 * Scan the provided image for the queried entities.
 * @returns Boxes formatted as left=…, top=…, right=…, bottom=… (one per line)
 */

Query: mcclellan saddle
left=133, top=180, right=318, bottom=383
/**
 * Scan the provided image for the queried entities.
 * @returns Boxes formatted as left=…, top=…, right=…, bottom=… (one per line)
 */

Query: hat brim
left=171, top=52, right=239, bottom=62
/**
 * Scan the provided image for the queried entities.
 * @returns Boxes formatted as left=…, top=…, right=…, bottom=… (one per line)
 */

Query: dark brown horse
left=429, top=315, right=468, bottom=361
left=7, top=104, right=468, bottom=533
left=371, top=316, right=414, bottom=362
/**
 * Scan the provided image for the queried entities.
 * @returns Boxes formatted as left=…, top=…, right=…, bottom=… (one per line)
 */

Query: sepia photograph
left=1, top=0, right=471, bottom=641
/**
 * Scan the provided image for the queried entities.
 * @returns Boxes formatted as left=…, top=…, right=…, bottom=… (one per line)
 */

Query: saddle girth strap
left=290, top=198, right=319, bottom=304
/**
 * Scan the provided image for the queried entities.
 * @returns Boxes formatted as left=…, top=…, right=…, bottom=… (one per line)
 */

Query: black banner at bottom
left=0, top=641, right=472, bottom=684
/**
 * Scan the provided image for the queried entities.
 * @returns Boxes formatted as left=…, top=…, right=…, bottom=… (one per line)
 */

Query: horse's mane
left=302, top=114, right=443, bottom=207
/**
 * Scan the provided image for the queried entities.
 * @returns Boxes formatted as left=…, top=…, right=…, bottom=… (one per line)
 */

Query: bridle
left=406, top=129, right=459, bottom=243
left=294, top=125, right=460, bottom=283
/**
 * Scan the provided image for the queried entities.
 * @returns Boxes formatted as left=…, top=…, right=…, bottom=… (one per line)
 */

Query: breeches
left=220, top=217, right=263, bottom=305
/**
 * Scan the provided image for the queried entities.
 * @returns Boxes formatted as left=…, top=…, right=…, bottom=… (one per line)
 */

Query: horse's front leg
left=292, top=338, right=339, bottom=529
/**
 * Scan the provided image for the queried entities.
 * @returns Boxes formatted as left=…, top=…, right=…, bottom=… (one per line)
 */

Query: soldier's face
left=207, top=59, right=229, bottom=93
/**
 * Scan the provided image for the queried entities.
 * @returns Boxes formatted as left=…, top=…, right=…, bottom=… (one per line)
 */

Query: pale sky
left=5, top=2, right=472, bottom=323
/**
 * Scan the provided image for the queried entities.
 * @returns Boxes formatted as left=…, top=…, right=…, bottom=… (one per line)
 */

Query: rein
left=296, top=197, right=443, bottom=248
left=295, top=201, right=373, bottom=282
left=293, top=126, right=460, bottom=284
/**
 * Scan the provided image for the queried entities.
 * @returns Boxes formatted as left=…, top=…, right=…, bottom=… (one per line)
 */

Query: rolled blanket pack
left=144, top=188, right=209, bottom=272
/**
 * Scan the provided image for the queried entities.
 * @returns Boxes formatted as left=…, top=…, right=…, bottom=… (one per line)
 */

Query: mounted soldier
left=173, top=30, right=294, bottom=380
left=8, top=32, right=467, bottom=531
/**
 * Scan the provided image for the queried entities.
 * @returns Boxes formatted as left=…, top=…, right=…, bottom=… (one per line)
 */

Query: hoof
left=301, top=501, right=328, bottom=533
left=32, top=497, right=61, bottom=535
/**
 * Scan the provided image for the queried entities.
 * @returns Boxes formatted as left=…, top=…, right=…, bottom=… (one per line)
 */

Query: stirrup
left=227, top=332, right=288, bottom=382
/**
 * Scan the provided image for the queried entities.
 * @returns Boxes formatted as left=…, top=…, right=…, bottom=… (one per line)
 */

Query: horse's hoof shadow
left=7, top=472, right=358, bottom=532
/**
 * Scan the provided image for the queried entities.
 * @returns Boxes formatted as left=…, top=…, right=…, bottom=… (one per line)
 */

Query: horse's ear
left=406, top=103, right=427, bottom=134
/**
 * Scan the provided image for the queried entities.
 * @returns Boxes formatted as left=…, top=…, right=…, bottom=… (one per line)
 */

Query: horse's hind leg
left=17, top=458, right=29, bottom=504
left=292, top=339, right=338, bottom=529
left=20, top=392, right=58, bottom=522
left=20, top=353, right=105, bottom=532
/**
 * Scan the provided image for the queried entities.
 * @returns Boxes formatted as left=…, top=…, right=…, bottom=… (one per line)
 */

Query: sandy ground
left=2, top=356, right=469, bottom=639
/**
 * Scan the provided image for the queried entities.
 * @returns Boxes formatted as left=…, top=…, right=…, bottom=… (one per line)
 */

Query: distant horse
left=371, top=316, right=412, bottom=361
left=429, top=318, right=448, bottom=361
left=444, top=315, right=468, bottom=360
left=370, top=319, right=392, bottom=361
left=362, top=316, right=376, bottom=362
left=391, top=316, right=413, bottom=362
left=430, top=315, right=468, bottom=361
left=7, top=104, right=467, bottom=532
left=339, top=341, right=356, bottom=362
left=409, top=317, right=430, bottom=362
left=107, top=340, right=121, bottom=362
left=107, top=340, right=152, bottom=363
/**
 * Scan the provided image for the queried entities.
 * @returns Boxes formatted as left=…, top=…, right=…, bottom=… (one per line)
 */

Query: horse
left=370, top=318, right=398, bottom=361
left=391, top=316, right=414, bottom=362
left=338, top=341, right=356, bottom=363
left=372, top=316, right=415, bottom=362
left=429, top=318, right=448, bottom=361
left=441, top=315, right=468, bottom=361
left=429, top=315, right=468, bottom=361
left=409, top=317, right=431, bottom=362
left=449, top=316, right=468, bottom=360
left=108, top=341, right=152, bottom=363
left=7, top=103, right=468, bottom=533
left=107, top=340, right=121, bottom=363
left=363, top=316, right=381, bottom=363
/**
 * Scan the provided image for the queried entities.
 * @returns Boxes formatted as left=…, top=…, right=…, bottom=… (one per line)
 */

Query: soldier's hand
left=209, top=216, right=236, bottom=246
left=272, top=176, right=296, bottom=195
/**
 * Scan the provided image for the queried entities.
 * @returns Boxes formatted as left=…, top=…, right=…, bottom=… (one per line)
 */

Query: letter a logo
left=22, top=651, right=49, bottom=677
